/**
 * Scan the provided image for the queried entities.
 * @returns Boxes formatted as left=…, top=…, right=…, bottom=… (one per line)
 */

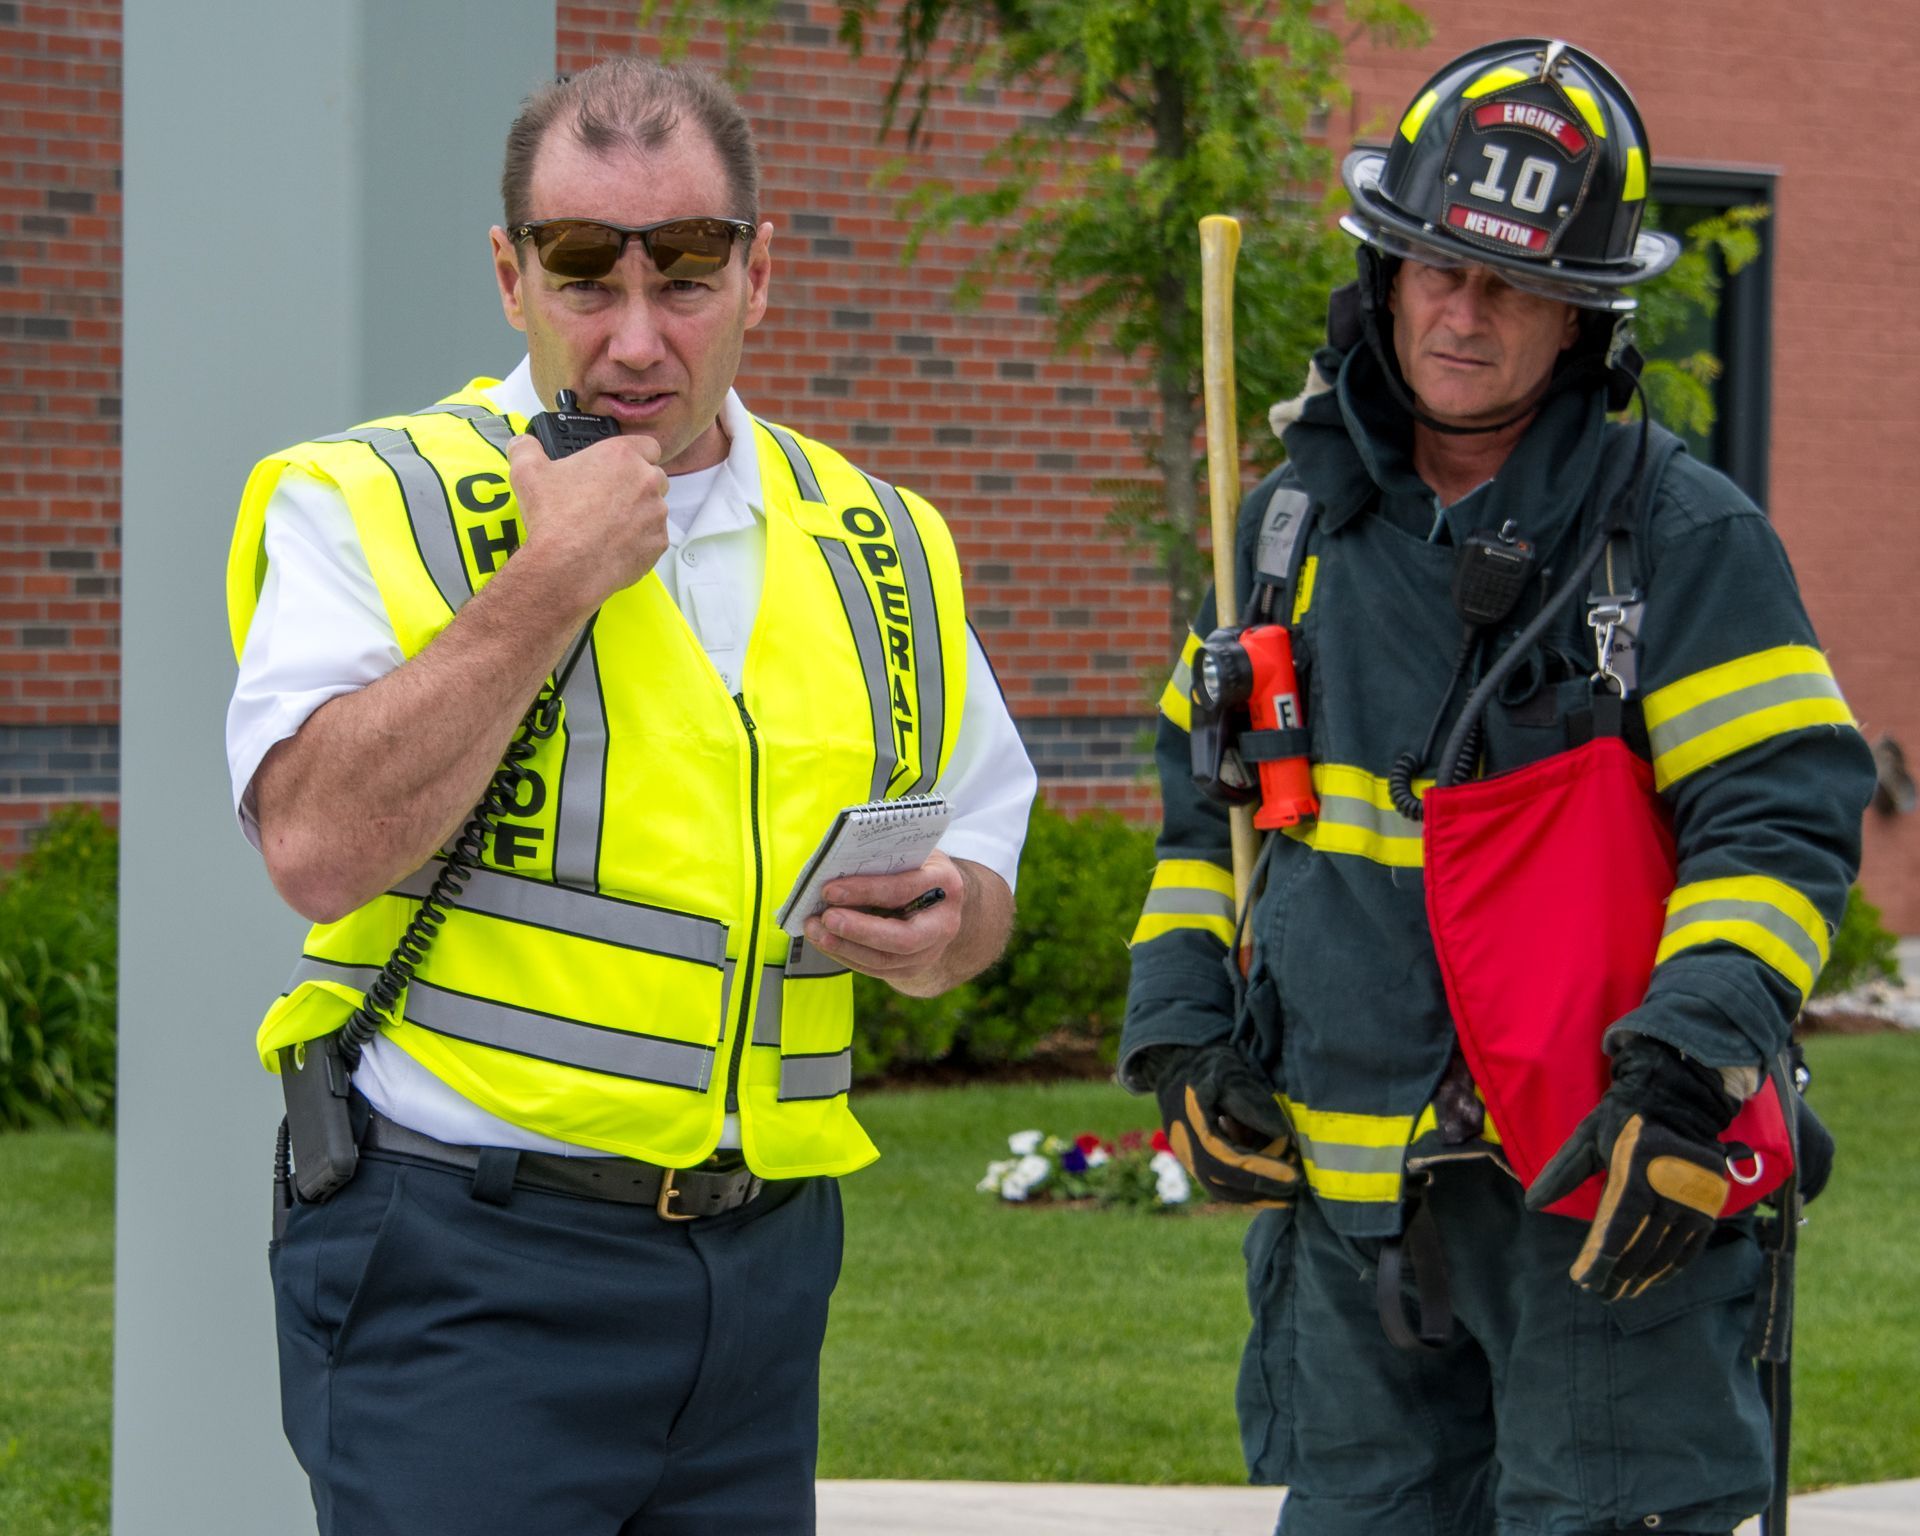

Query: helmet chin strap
left=1353, top=246, right=1630, bottom=437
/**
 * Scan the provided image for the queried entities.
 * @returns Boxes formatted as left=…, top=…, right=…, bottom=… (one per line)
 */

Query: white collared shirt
left=228, top=360, right=1036, bottom=1153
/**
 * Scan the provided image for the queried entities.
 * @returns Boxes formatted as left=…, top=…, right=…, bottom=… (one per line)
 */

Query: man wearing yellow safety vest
left=225, top=58, right=1034, bottom=1535
left=1123, top=39, right=1873, bottom=1536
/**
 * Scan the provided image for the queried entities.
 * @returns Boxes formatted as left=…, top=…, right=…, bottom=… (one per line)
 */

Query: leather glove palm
left=1526, top=1033, right=1742, bottom=1302
left=1149, top=1044, right=1301, bottom=1207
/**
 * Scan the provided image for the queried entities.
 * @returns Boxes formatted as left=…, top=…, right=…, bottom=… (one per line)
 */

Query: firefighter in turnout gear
left=226, top=58, right=1034, bottom=1536
left=1123, top=39, right=1873, bottom=1535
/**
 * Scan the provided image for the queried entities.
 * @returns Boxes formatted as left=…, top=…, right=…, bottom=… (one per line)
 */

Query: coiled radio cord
left=335, top=622, right=596, bottom=1065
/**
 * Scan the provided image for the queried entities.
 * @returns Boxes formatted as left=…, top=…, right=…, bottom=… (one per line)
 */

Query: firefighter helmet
left=1340, top=39, right=1678, bottom=311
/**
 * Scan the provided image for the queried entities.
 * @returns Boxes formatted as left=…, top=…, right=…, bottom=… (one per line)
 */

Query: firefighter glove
left=1149, top=1043, right=1301, bottom=1207
left=1526, top=1032, right=1743, bottom=1303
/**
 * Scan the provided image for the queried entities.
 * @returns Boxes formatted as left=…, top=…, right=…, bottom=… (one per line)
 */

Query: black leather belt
left=360, top=1110, right=765, bottom=1220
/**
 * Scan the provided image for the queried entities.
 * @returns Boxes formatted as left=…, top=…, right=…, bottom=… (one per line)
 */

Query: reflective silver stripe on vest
left=1659, top=896, right=1827, bottom=987
left=391, top=863, right=725, bottom=966
left=817, top=537, right=898, bottom=802
left=867, top=475, right=945, bottom=796
left=750, top=940, right=851, bottom=1048
left=759, top=419, right=825, bottom=503
left=286, top=954, right=384, bottom=994
left=461, top=410, right=519, bottom=460
left=754, top=967, right=784, bottom=1047
left=405, top=404, right=521, bottom=462
left=405, top=978, right=714, bottom=1089
left=779, top=1050, right=853, bottom=1102
left=551, top=636, right=608, bottom=889
left=318, top=425, right=471, bottom=614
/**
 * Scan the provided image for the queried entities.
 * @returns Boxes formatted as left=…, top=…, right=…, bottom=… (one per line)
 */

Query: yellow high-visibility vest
left=226, top=381, right=969, bottom=1178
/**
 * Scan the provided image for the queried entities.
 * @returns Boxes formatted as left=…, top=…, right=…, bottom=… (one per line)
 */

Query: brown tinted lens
left=533, top=221, right=626, bottom=279
left=644, top=220, right=735, bottom=278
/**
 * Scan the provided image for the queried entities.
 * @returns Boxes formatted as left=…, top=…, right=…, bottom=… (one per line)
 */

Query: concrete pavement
left=817, top=1478, right=1920, bottom=1534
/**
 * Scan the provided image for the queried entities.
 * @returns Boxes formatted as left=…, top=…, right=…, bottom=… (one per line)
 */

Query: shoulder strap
left=1251, top=478, right=1319, bottom=627
left=1586, top=421, right=1685, bottom=698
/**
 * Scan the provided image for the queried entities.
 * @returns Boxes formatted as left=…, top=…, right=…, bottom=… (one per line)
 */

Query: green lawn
left=1, top=1036, right=1915, bottom=1528
left=821, top=1080, right=1250, bottom=1483
left=0, top=1129, right=114, bottom=1536
left=1783, top=1033, right=1920, bottom=1488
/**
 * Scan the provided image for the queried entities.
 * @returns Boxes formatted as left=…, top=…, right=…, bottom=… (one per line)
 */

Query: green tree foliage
left=1814, top=885, right=1902, bottom=998
left=1629, top=202, right=1768, bottom=437
left=852, top=798, right=1154, bottom=1075
left=664, top=0, right=1426, bottom=634
left=0, top=807, right=119, bottom=1130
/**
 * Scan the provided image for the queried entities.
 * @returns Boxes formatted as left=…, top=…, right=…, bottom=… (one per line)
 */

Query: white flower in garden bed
left=976, top=1128, right=1197, bottom=1211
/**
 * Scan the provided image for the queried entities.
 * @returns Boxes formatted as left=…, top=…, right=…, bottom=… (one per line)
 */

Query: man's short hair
left=501, top=57, right=761, bottom=233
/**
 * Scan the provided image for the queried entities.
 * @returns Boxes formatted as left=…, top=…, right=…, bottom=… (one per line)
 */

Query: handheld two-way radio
left=275, top=388, right=619, bottom=1214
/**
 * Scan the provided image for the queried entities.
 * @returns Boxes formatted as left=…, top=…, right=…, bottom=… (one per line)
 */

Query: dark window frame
left=1647, top=165, right=1777, bottom=509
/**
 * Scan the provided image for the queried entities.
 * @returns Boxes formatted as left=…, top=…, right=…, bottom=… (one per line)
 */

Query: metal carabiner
left=1588, top=602, right=1627, bottom=694
left=1726, top=1150, right=1766, bottom=1187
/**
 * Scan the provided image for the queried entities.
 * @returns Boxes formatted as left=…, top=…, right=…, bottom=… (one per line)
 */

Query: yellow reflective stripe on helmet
left=1291, top=555, right=1318, bottom=623
left=1657, top=875, right=1832, bottom=1004
left=1282, top=1095, right=1410, bottom=1202
left=1622, top=145, right=1647, bottom=201
left=1561, top=85, right=1607, bottom=139
left=1399, top=87, right=1440, bottom=141
left=1462, top=66, right=1530, bottom=100
left=1129, top=858, right=1235, bottom=947
left=1159, top=629, right=1203, bottom=732
left=1643, top=645, right=1854, bottom=789
left=1283, top=762, right=1427, bottom=868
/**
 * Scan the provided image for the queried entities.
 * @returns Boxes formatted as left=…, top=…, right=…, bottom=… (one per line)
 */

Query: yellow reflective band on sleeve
left=1643, top=645, right=1855, bottom=790
left=1281, top=1095, right=1411, bottom=1203
left=1462, top=67, right=1530, bottom=99
left=1622, top=146, right=1647, bottom=201
left=1399, top=88, right=1440, bottom=141
left=1158, top=629, right=1203, bottom=732
left=1291, top=556, right=1318, bottom=623
left=1282, top=762, right=1427, bottom=868
left=1129, top=857, right=1236, bottom=948
left=1657, top=875, right=1833, bottom=1005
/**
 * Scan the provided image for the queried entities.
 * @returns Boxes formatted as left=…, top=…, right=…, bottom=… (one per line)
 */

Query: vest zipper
left=726, top=694, right=764, bottom=1115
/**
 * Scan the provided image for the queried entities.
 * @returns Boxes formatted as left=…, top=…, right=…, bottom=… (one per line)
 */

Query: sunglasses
left=510, top=216, right=755, bottom=281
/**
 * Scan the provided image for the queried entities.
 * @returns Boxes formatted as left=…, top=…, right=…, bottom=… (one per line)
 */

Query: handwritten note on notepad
left=776, top=795, right=950, bottom=937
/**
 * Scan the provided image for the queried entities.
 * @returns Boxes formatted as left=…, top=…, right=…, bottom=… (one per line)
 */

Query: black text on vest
left=840, top=506, right=918, bottom=774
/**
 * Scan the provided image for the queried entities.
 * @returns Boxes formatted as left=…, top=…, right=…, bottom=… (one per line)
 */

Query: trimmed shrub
left=853, top=799, right=1155, bottom=1078
left=0, top=806, right=119, bottom=1130
left=1814, top=884, right=1901, bottom=998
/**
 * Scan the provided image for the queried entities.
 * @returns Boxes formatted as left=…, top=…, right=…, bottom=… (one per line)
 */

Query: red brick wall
left=5, top=3, right=1914, bottom=935
left=1342, top=4, right=1920, bottom=928
left=0, top=0, right=120, bottom=859
left=558, top=3, right=1178, bottom=808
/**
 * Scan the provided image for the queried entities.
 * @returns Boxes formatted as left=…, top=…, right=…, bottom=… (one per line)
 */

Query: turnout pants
left=1238, top=1160, right=1771, bottom=1536
left=270, top=1142, right=843, bottom=1536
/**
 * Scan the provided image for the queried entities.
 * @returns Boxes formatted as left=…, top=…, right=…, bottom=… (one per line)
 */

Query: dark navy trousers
left=269, top=1145, right=843, bottom=1535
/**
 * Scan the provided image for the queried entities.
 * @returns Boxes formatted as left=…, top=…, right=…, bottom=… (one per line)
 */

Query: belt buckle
left=655, top=1168, right=698, bottom=1221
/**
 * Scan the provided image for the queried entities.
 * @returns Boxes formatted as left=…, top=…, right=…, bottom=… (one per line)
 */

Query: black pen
left=880, top=886, right=947, bottom=921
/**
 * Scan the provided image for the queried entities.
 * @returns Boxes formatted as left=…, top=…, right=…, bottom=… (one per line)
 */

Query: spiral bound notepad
left=776, top=794, right=951, bottom=937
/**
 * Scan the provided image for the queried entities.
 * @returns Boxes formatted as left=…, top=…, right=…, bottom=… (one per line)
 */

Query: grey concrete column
left=116, top=5, right=553, bottom=1530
